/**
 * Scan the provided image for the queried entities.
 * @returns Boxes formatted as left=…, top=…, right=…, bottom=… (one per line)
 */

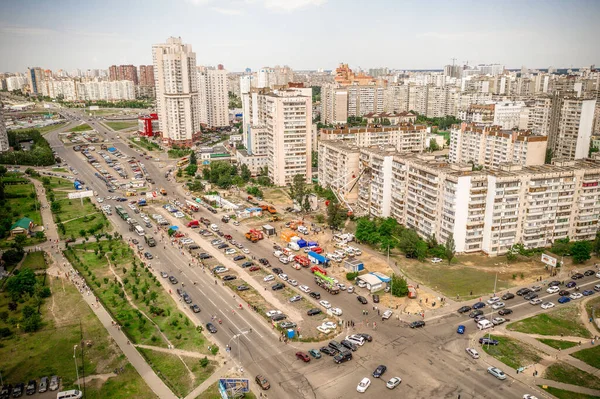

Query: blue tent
left=169, top=226, right=179, bottom=230
left=297, top=239, right=308, bottom=248
left=108, top=147, right=117, bottom=153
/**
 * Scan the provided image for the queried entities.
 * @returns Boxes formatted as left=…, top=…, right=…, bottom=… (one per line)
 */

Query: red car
left=295, top=352, right=310, bottom=362
left=249, top=266, right=260, bottom=272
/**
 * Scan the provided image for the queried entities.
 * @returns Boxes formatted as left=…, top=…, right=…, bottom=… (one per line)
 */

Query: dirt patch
left=76, top=373, right=117, bottom=386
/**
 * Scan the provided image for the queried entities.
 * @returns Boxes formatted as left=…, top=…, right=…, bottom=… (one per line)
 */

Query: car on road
left=272, top=268, right=283, bottom=275
left=501, top=293, right=515, bottom=300
left=583, top=290, right=595, bottom=296
left=524, top=293, right=538, bottom=300
left=566, top=281, right=577, bottom=288
left=457, top=325, right=465, bottom=334
left=492, top=317, right=506, bottom=326
left=233, top=255, right=245, bottom=261
left=529, top=298, right=543, bottom=305
left=144, top=252, right=153, bottom=259
left=299, top=285, right=311, bottom=293
left=516, top=288, right=532, bottom=296
left=289, top=295, right=302, bottom=303
left=160, top=271, right=168, bottom=278
left=479, top=337, right=499, bottom=345
left=457, top=306, right=472, bottom=313
left=558, top=290, right=570, bottom=296
left=469, top=309, right=484, bottom=318
left=255, top=375, right=270, bottom=390
left=307, top=308, right=322, bottom=316
left=372, top=365, right=387, bottom=378
left=190, top=304, right=201, bottom=313
left=498, top=308, right=513, bottom=316
left=319, top=300, right=331, bottom=309
left=295, top=352, right=310, bottom=362
left=541, top=302, right=555, bottom=309
left=487, top=296, right=501, bottom=304
left=431, top=257, right=443, bottom=263
left=584, top=269, right=596, bottom=276
left=319, top=346, right=336, bottom=356
left=263, top=275, right=275, bottom=282
left=280, top=321, right=297, bottom=329
left=334, top=350, right=352, bottom=364
left=386, top=377, right=402, bottom=389
left=491, top=301, right=505, bottom=310
left=523, top=395, right=539, bottom=399
left=530, top=285, right=542, bottom=292
left=331, top=307, right=343, bottom=316
left=356, top=377, right=371, bottom=393
left=466, top=347, right=479, bottom=359
left=223, top=275, right=237, bottom=281
left=272, top=283, right=285, bottom=290
left=409, top=320, right=425, bottom=328
left=309, top=292, right=321, bottom=299
left=549, top=280, right=561, bottom=287
left=472, top=302, right=486, bottom=309
left=278, top=273, right=288, bottom=281
left=308, top=349, right=321, bottom=359
left=547, top=286, right=560, bottom=294
left=558, top=296, right=571, bottom=304
left=572, top=273, right=584, bottom=279
left=487, top=366, right=507, bottom=380
left=206, top=323, right=217, bottom=333
left=169, top=276, right=178, bottom=284
left=357, top=296, right=368, bottom=304
left=570, top=292, right=583, bottom=300
left=382, top=309, right=393, bottom=320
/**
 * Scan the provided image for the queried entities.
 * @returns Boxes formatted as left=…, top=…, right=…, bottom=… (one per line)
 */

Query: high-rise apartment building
left=139, top=65, right=155, bottom=87
left=108, top=65, right=138, bottom=84
left=152, top=37, right=201, bottom=147
left=197, top=66, right=229, bottom=128
left=318, top=141, right=361, bottom=202
left=320, top=83, right=348, bottom=124
left=27, top=67, right=44, bottom=95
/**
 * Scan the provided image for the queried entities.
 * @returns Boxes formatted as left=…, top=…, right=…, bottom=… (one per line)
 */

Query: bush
left=210, top=346, right=219, bottom=355
left=0, top=327, right=13, bottom=338
left=200, top=356, right=209, bottom=368
left=346, top=272, right=359, bottom=281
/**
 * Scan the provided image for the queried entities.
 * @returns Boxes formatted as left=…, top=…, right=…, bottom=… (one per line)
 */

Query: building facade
left=108, top=65, right=138, bottom=85
left=27, top=67, right=44, bottom=95
left=317, top=141, right=361, bottom=201
left=320, top=124, right=428, bottom=153
left=197, top=66, right=229, bottom=128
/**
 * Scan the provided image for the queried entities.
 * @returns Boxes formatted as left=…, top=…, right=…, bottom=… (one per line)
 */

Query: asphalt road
left=45, top=109, right=600, bottom=399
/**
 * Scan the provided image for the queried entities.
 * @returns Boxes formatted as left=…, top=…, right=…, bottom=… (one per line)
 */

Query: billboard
left=541, top=253, right=558, bottom=267
left=89, top=105, right=99, bottom=111
left=68, top=190, right=94, bottom=199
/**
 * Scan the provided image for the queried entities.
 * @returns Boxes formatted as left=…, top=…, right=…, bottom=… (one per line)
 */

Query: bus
left=176, top=157, right=190, bottom=167
left=115, top=206, right=129, bottom=221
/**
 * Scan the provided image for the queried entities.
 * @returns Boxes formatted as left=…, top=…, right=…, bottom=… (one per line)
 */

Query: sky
left=1, top=0, right=599, bottom=73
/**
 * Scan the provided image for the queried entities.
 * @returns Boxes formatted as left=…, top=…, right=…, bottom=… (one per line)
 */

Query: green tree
left=14, top=234, right=26, bottom=246
left=185, top=164, right=198, bottom=176
left=288, top=174, right=308, bottom=206
left=593, top=231, right=600, bottom=254
left=571, top=241, right=591, bottom=264
left=444, top=235, right=456, bottom=264
left=545, top=148, right=554, bottom=164
left=311, top=151, right=318, bottom=168
left=550, top=237, right=571, bottom=256
left=428, top=139, right=440, bottom=152
left=389, top=274, right=409, bottom=297
left=240, top=164, right=251, bottom=182
left=0, top=165, right=7, bottom=177
left=50, top=201, right=61, bottom=213
left=189, top=151, right=197, bottom=165
left=5, top=268, right=37, bottom=301
left=176, top=168, right=183, bottom=178
left=326, top=201, right=346, bottom=229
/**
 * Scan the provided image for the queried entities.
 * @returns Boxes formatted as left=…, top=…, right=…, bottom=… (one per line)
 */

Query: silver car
left=487, top=366, right=507, bottom=380
left=49, top=375, right=59, bottom=391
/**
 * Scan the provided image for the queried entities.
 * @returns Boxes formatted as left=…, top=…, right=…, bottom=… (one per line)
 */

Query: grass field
left=585, top=297, right=600, bottom=334
left=139, top=349, right=216, bottom=398
left=64, top=241, right=210, bottom=352
left=39, top=176, right=75, bottom=192
left=195, top=382, right=257, bottom=399
left=70, top=123, right=93, bottom=132
left=105, top=121, right=138, bottom=131
left=0, top=182, right=45, bottom=249
left=11, top=122, right=68, bottom=134
left=544, top=362, right=600, bottom=390
left=54, top=197, right=111, bottom=239
left=537, top=338, right=578, bottom=350
left=507, top=305, right=592, bottom=338
left=540, top=386, right=600, bottom=399
left=571, top=345, right=600, bottom=369
left=480, top=335, right=542, bottom=370
left=21, top=251, right=48, bottom=270
left=130, top=137, right=161, bottom=152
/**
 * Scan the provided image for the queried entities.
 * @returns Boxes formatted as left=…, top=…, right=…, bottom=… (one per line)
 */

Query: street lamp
left=73, top=345, right=81, bottom=392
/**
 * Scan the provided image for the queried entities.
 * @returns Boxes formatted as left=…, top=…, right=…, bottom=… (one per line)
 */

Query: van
left=334, top=242, right=347, bottom=249
left=210, top=224, right=219, bottom=232
left=297, top=226, right=308, bottom=234
left=56, top=390, right=83, bottom=399
left=477, top=319, right=493, bottom=330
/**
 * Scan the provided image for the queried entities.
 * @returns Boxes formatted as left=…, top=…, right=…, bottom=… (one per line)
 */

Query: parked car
left=501, top=293, right=515, bottom=300
left=472, top=302, right=486, bottom=309
left=566, top=281, right=577, bottom=288
left=272, top=283, right=285, bottom=290
left=38, top=377, right=48, bottom=393
left=466, top=347, right=479, bottom=359
left=558, top=296, right=571, bottom=304
left=457, top=325, right=466, bottom=334
left=516, top=288, right=532, bottom=296
left=307, top=308, right=322, bottom=316
left=372, top=294, right=380, bottom=303
left=409, top=320, right=425, bottom=328
left=469, top=309, right=484, bottom=318
left=49, top=376, right=59, bottom=391
left=289, top=295, right=302, bottom=302
left=341, top=339, right=358, bottom=351
left=280, top=321, right=297, bottom=329
left=372, top=365, right=387, bottom=378
left=487, top=366, right=507, bottom=380
left=572, top=273, right=584, bottom=279
left=524, top=293, right=538, bottom=300
left=357, top=296, right=368, bottom=304
left=319, top=346, right=336, bottom=356
left=547, top=286, right=560, bottom=294
left=295, top=352, right=310, bottom=362
left=233, top=255, right=245, bottom=261
left=479, top=337, right=499, bottom=345
left=356, top=377, right=371, bottom=393
left=457, top=306, right=472, bottom=313
left=386, top=377, right=402, bottom=389
left=223, top=275, right=237, bottom=281
left=308, top=349, right=321, bottom=359
left=255, top=375, right=270, bottom=390
left=498, top=308, right=513, bottom=316
left=25, top=380, right=36, bottom=395
left=584, top=269, right=596, bottom=276
left=541, top=302, right=555, bottom=309
left=309, top=292, right=321, bottom=299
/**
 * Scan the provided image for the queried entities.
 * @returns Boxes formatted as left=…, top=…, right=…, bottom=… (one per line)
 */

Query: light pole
left=73, top=345, right=81, bottom=392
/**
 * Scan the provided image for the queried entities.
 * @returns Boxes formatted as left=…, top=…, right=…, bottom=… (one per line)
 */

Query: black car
left=549, top=280, right=561, bottom=287
left=233, top=255, right=246, bottom=261
left=333, top=350, right=352, bottom=364
left=241, top=262, right=254, bottom=268
left=272, top=313, right=287, bottom=321
left=516, top=288, right=532, bottom=296
left=0, top=385, right=12, bottom=399
left=566, top=281, right=577, bottom=288
left=223, top=275, right=237, bottom=281
left=259, top=258, right=270, bottom=266
left=524, top=293, right=538, bottom=300
left=328, top=340, right=345, bottom=352
left=457, top=306, right=472, bottom=314
left=309, top=292, right=321, bottom=299
left=183, top=294, right=192, bottom=304
left=272, top=267, right=283, bottom=275
left=190, top=304, right=201, bottom=313
left=199, top=253, right=212, bottom=259
left=572, top=273, right=584, bottom=280
left=409, top=320, right=425, bottom=328
left=341, top=339, right=358, bottom=351
left=12, top=383, right=24, bottom=398
left=237, top=285, right=250, bottom=291
left=498, top=308, right=513, bottom=316
left=373, top=365, right=387, bottom=378
left=558, top=290, right=570, bottom=296
left=472, top=302, right=486, bottom=309
left=584, top=270, right=596, bottom=276
left=131, top=238, right=139, bottom=245
left=169, top=276, right=178, bottom=284
left=501, top=293, right=515, bottom=300
left=144, top=252, right=153, bottom=259
left=479, top=337, right=499, bottom=345
left=372, top=294, right=380, bottom=303
left=357, top=333, right=373, bottom=342
left=357, top=296, right=368, bottom=304
left=217, top=243, right=229, bottom=249
left=25, top=380, right=36, bottom=396
left=469, top=309, right=484, bottom=318
left=272, top=283, right=285, bottom=290
left=307, top=308, right=322, bottom=316
left=176, top=288, right=183, bottom=296
left=206, top=323, right=217, bottom=333
left=319, top=346, right=337, bottom=356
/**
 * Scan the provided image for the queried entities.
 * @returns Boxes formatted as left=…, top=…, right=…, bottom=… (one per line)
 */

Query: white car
left=266, top=310, right=282, bottom=317
left=337, top=283, right=346, bottom=291
left=523, top=395, right=539, bottom=399
left=547, top=286, right=560, bottom=294
left=487, top=296, right=501, bottom=304
left=346, top=335, right=365, bottom=346
left=331, top=307, right=343, bottom=316
left=570, top=292, right=583, bottom=300
left=466, top=347, right=479, bottom=359
left=492, top=317, right=506, bottom=325
left=316, top=326, right=331, bottom=334
left=263, top=275, right=275, bottom=282
left=288, top=279, right=298, bottom=286
left=487, top=366, right=507, bottom=380
left=357, top=377, right=371, bottom=393
left=386, top=377, right=401, bottom=389
left=541, top=302, right=555, bottom=309
left=233, top=221, right=240, bottom=226
left=431, top=257, right=443, bottom=263
left=529, top=298, right=543, bottom=305
left=299, top=285, right=311, bottom=293
left=321, top=321, right=337, bottom=330
left=347, top=285, right=354, bottom=293
left=596, top=272, right=600, bottom=278
left=491, top=301, right=505, bottom=310
left=319, top=300, right=331, bottom=309
left=225, top=248, right=237, bottom=255
left=96, top=197, right=104, bottom=203
left=382, top=309, right=393, bottom=320
left=242, top=248, right=250, bottom=254
left=278, top=273, right=288, bottom=281
left=174, top=212, right=185, bottom=218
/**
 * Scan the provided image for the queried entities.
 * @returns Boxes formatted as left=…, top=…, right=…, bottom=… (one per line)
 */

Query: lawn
left=64, top=241, right=210, bottom=353
left=480, top=335, right=542, bottom=370
left=195, top=382, right=257, bottom=399
left=11, top=122, right=68, bottom=134
left=3, top=182, right=42, bottom=225
left=544, top=362, right=600, bottom=390
left=540, top=386, right=600, bottom=399
left=0, top=276, right=154, bottom=398
left=507, top=305, right=592, bottom=338
left=130, top=137, right=161, bottom=152
left=53, top=197, right=111, bottom=239
left=105, top=121, right=138, bottom=131
left=70, top=123, right=93, bottom=132
left=38, top=175, right=76, bottom=192
left=571, top=345, right=600, bottom=369
left=537, top=338, right=578, bottom=350
left=139, top=349, right=216, bottom=398
left=585, top=297, right=600, bottom=334
left=20, top=251, right=48, bottom=270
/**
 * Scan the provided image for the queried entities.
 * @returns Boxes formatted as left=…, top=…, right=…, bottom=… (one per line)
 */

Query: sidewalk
left=31, top=177, right=59, bottom=242
left=184, top=364, right=232, bottom=399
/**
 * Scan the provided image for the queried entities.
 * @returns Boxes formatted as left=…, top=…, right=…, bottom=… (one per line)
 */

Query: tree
left=185, top=164, right=198, bottom=176
left=302, top=195, right=312, bottom=213
left=50, top=201, right=61, bottom=213
left=5, top=268, right=37, bottom=301
left=240, top=164, right=251, bottom=182
left=545, top=148, right=554, bottom=164
left=389, top=274, right=409, bottom=297
left=311, top=151, right=318, bottom=168
left=176, top=168, right=183, bottom=178
left=571, top=241, right=591, bottom=264
left=14, top=234, right=26, bottom=246
left=0, top=165, right=7, bottom=177
left=288, top=174, right=308, bottom=206
left=593, top=231, right=600, bottom=255
left=428, top=139, right=440, bottom=152
left=550, top=237, right=571, bottom=256
left=444, top=235, right=456, bottom=264
left=326, top=201, right=346, bottom=229
left=189, top=151, right=197, bottom=165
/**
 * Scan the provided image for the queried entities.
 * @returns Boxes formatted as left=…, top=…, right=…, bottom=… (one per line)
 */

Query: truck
left=308, top=251, right=329, bottom=266
left=115, top=206, right=129, bottom=221
left=314, top=272, right=339, bottom=294
left=134, top=225, right=145, bottom=236
left=145, top=235, right=157, bottom=247
left=245, top=232, right=258, bottom=243
left=221, top=215, right=230, bottom=223
left=267, top=205, right=277, bottom=214
left=310, top=265, right=327, bottom=275
left=294, top=255, right=310, bottom=267
left=160, top=188, right=167, bottom=196
left=407, top=285, right=417, bottom=299
left=249, top=229, right=263, bottom=240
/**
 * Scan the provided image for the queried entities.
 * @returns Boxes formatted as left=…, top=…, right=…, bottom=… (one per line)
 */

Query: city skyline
left=1, top=0, right=599, bottom=73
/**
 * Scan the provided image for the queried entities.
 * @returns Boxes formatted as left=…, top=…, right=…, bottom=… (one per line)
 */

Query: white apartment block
left=318, top=141, right=361, bottom=201
left=492, top=101, right=525, bottom=129
left=320, top=83, right=348, bottom=124
left=6, top=76, right=27, bottom=92
left=449, top=124, right=547, bottom=168
left=458, top=104, right=495, bottom=125
left=152, top=36, right=201, bottom=147
left=355, top=148, right=600, bottom=255
left=347, top=86, right=385, bottom=116
left=235, top=149, right=268, bottom=175
left=320, top=124, right=428, bottom=153
left=551, top=97, right=596, bottom=160
left=197, top=66, right=229, bottom=128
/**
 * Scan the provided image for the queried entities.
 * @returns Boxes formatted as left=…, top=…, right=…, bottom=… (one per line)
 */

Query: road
left=45, top=108, right=599, bottom=399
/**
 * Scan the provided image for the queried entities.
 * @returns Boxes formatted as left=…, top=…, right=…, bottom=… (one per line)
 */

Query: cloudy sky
left=1, top=0, right=598, bottom=73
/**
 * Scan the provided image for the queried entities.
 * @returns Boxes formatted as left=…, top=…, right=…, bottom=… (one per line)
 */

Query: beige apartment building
left=355, top=148, right=600, bottom=256
left=449, top=123, right=547, bottom=168
left=320, top=83, right=348, bottom=124
left=317, top=141, right=361, bottom=202
left=197, top=66, right=229, bottom=128
left=320, top=124, right=428, bottom=153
